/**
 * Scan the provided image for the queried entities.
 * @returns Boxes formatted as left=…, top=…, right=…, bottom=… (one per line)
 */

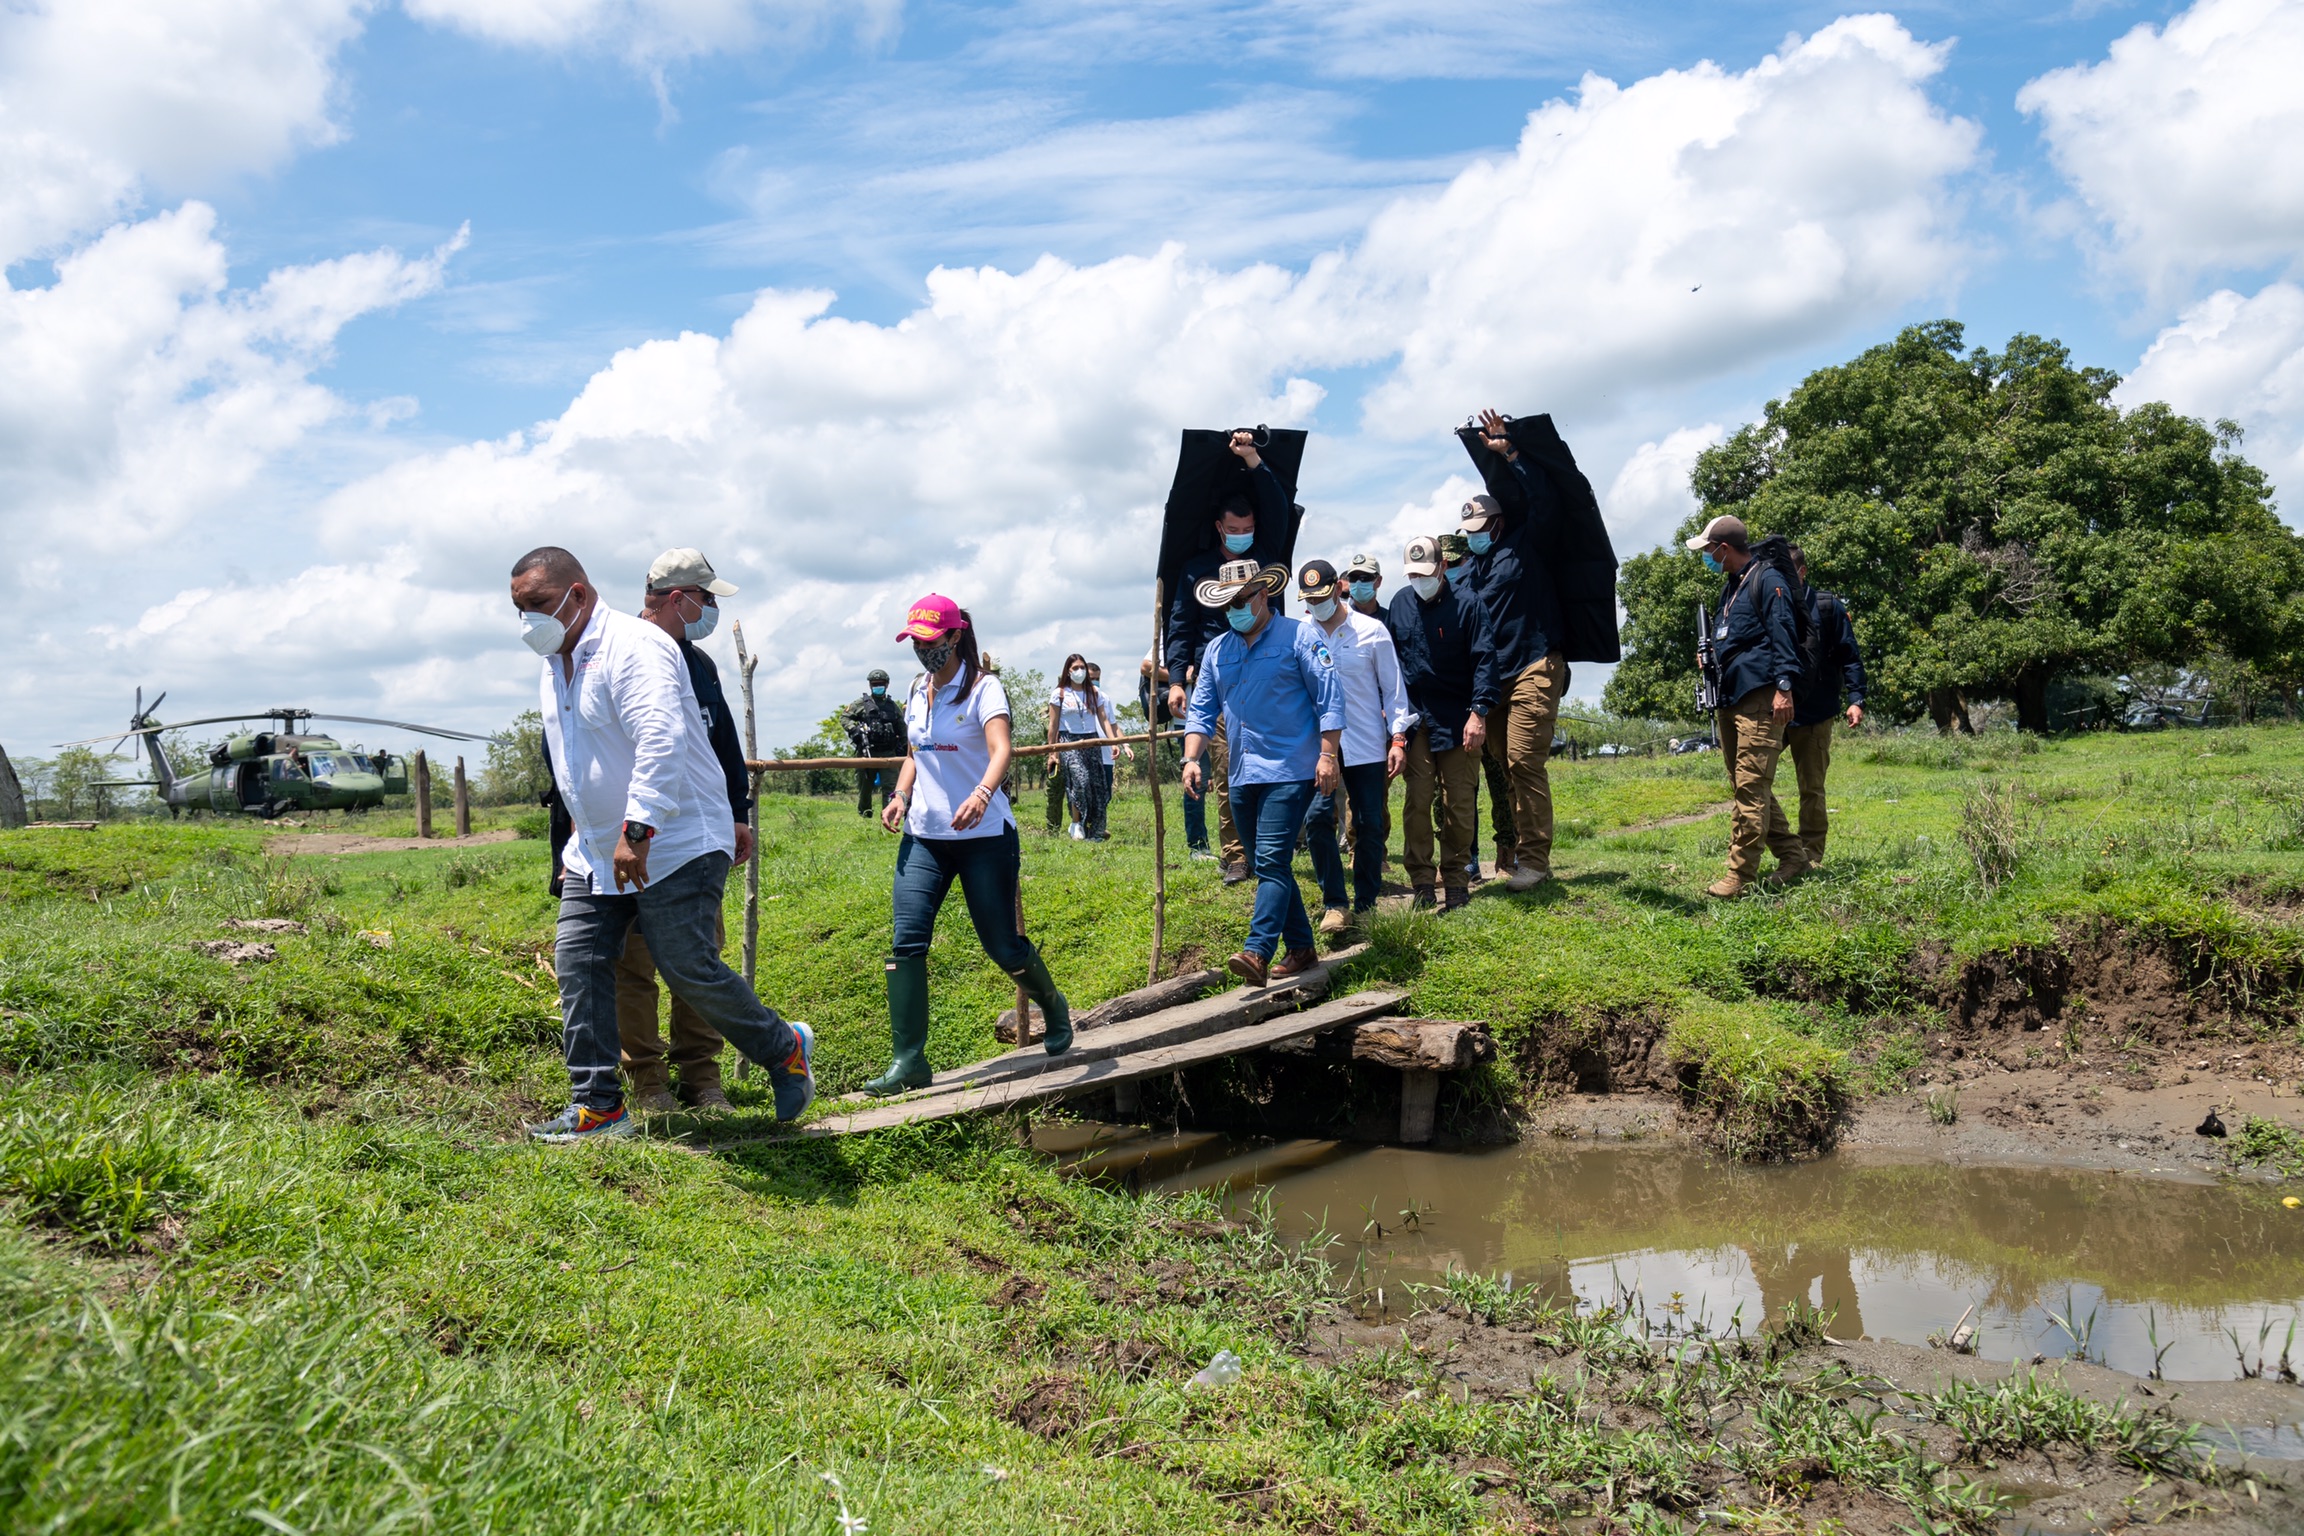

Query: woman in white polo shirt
left=867, top=593, right=1073, bottom=1096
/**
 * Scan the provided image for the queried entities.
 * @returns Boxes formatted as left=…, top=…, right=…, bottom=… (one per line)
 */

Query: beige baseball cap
left=646, top=547, right=738, bottom=595
left=1342, top=550, right=1381, bottom=579
left=1684, top=515, right=1748, bottom=552
left=1457, top=493, right=1503, bottom=532
left=1403, top=535, right=1442, bottom=577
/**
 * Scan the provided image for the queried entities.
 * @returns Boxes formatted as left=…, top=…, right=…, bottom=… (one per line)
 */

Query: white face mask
left=1410, top=575, right=1442, bottom=601
left=1308, top=597, right=1339, bottom=622
left=1069, top=667, right=1087, bottom=684
left=521, top=586, right=579, bottom=655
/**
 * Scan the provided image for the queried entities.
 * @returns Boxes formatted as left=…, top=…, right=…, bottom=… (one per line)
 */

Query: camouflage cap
left=1436, top=531, right=1470, bottom=562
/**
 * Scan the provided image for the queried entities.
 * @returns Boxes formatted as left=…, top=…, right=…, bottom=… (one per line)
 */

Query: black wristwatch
left=623, top=820, right=654, bottom=846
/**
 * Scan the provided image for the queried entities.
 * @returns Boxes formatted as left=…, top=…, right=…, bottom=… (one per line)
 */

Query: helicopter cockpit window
left=345, top=754, right=373, bottom=772
left=306, top=753, right=337, bottom=777
left=272, top=758, right=306, bottom=780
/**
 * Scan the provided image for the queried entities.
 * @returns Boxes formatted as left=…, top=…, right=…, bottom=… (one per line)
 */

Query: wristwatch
left=623, top=820, right=654, bottom=846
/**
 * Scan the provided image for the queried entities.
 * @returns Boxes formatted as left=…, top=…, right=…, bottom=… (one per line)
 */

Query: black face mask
left=913, top=637, right=957, bottom=674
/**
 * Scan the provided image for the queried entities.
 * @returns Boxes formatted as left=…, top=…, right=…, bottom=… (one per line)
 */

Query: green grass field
left=4, top=720, right=2303, bottom=1531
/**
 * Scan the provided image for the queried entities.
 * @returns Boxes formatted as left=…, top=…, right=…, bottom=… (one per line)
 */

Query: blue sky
left=6, top=0, right=2303, bottom=755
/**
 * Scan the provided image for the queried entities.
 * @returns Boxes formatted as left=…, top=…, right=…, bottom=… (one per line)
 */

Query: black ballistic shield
left=1453, top=413, right=1622, bottom=663
left=1156, top=427, right=1309, bottom=603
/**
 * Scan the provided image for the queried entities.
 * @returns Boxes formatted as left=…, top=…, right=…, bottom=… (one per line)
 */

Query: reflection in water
left=1046, top=1131, right=2304, bottom=1383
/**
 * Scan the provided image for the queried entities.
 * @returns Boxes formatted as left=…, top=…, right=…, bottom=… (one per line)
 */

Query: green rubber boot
left=863, top=956, right=933, bottom=1097
left=1007, top=945, right=1073, bottom=1056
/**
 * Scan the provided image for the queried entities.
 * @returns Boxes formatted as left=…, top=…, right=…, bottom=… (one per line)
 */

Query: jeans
left=1305, top=760, right=1390, bottom=910
left=1230, top=778, right=1316, bottom=961
left=892, top=826, right=1034, bottom=968
left=556, top=851, right=797, bottom=1111
left=1182, top=786, right=1208, bottom=849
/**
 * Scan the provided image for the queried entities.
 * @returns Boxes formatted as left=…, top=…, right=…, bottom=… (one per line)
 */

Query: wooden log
left=995, top=965, right=1223, bottom=1044
left=742, top=989, right=1406, bottom=1142
left=452, top=757, right=471, bottom=837
left=1399, top=1070, right=1440, bottom=1145
left=412, top=751, right=432, bottom=839
left=1348, top=1020, right=1495, bottom=1072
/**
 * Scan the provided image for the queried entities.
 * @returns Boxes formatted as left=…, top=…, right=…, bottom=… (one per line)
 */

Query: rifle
left=1695, top=601, right=1722, bottom=714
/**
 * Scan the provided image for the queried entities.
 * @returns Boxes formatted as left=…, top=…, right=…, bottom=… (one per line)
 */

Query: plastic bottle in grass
left=1190, top=1349, right=1243, bottom=1389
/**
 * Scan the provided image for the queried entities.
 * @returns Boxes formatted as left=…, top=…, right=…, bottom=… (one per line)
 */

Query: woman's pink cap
left=895, top=593, right=965, bottom=641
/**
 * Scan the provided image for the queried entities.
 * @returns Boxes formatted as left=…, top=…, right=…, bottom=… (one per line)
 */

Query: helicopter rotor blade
left=305, top=714, right=494, bottom=742
left=53, top=712, right=289, bottom=747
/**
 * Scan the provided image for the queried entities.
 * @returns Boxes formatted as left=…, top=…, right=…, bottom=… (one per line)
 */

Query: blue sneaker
left=771, top=1020, right=816, bottom=1122
left=527, top=1104, right=636, bottom=1143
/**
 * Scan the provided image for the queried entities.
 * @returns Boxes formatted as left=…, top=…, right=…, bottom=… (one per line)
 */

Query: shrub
left=0, top=1088, right=202, bottom=1248
left=1957, top=779, right=2032, bottom=892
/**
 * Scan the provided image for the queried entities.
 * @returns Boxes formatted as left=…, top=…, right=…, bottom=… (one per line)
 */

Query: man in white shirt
left=1296, top=559, right=1415, bottom=932
left=510, top=546, right=815, bottom=1141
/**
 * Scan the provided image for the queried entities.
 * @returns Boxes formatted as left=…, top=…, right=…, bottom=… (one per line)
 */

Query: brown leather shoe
left=1225, top=949, right=1270, bottom=987
left=1270, top=946, right=1319, bottom=979
left=1707, top=876, right=1746, bottom=899
left=1441, top=886, right=1471, bottom=913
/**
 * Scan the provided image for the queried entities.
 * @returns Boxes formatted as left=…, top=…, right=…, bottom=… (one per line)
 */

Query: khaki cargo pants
left=1783, top=719, right=1835, bottom=864
left=1495, top=654, right=1566, bottom=875
left=1208, top=719, right=1245, bottom=868
left=1716, top=687, right=1807, bottom=881
left=1402, top=726, right=1479, bottom=893
left=616, top=913, right=727, bottom=1098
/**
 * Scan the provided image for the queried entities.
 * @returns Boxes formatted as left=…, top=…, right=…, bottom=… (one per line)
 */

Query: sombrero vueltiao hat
left=1194, top=558, right=1289, bottom=608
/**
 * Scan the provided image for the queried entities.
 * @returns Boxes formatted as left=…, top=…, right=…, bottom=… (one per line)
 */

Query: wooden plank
left=1398, top=1070, right=1440, bottom=1144
left=842, top=944, right=1369, bottom=1104
left=738, top=989, right=1406, bottom=1142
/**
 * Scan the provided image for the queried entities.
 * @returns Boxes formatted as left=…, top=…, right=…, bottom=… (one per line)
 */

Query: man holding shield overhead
left=1161, top=428, right=1297, bottom=883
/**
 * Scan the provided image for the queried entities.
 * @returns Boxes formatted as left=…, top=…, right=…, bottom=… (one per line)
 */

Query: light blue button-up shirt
left=1185, top=613, right=1347, bottom=785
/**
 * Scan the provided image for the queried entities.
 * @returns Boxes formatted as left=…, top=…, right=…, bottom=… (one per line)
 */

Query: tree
left=480, top=709, right=551, bottom=806
left=0, top=744, right=25, bottom=828
left=1606, top=322, right=2304, bottom=731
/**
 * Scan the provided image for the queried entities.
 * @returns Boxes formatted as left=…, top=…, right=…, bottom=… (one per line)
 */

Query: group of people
left=506, top=409, right=1870, bottom=1136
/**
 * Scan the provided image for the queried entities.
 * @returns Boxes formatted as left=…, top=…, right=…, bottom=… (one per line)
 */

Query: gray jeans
left=555, top=850, right=796, bottom=1110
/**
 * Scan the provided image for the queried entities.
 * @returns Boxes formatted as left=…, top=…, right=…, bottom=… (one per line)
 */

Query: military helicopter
left=59, top=690, right=491, bottom=818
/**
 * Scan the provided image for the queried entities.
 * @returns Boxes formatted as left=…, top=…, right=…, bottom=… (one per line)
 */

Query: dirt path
left=266, top=829, right=520, bottom=856
left=1604, top=800, right=1732, bottom=834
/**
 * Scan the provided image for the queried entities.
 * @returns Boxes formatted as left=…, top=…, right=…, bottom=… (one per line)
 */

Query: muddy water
left=1045, top=1128, right=2304, bottom=1383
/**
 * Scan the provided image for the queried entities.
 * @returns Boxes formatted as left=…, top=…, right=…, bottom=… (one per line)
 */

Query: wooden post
left=734, top=620, right=763, bottom=1082
left=452, top=756, right=471, bottom=837
left=1147, top=578, right=1168, bottom=985
left=413, top=751, right=432, bottom=838
left=1399, top=1070, right=1439, bottom=1145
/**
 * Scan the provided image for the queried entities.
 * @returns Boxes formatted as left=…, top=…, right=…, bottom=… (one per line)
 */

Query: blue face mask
left=1223, top=532, right=1254, bottom=555
left=871, top=685, right=886, bottom=697
left=1226, top=605, right=1259, bottom=634
left=1348, top=580, right=1376, bottom=604
left=683, top=602, right=719, bottom=643
left=1444, top=564, right=1469, bottom=586
left=1466, top=532, right=1493, bottom=556
left=1702, top=552, right=1723, bottom=574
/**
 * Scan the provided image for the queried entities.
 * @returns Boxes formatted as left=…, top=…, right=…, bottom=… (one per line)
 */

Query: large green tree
left=1606, top=321, right=2304, bottom=730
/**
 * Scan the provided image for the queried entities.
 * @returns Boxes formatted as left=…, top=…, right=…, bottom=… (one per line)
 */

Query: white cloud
left=2019, top=0, right=2304, bottom=291
left=1603, top=424, right=1723, bottom=551
left=2121, top=281, right=2304, bottom=510
left=405, top=0, right=897, bottom=62
left=1343, top=15, right=1978, bottom=428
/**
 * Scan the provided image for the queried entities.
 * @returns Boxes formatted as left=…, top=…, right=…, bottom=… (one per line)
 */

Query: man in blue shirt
left=1182, top=558, right=1345, bottom=987
left=1164, top=430, right=1290, bottom=882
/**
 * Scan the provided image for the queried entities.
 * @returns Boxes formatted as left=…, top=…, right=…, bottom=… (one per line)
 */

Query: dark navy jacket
left=1792, top=590, right=1868, bottom=728
left=1388, top=584, right=1497, bottom=754
left=1713, top=554, right=1803, bottom=709
left=1162, top=460, right=1290, bottom=682
left=1463, top=456, right=1562, bottom=678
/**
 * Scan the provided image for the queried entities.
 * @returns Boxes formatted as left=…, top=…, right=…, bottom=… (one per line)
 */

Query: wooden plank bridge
left=708, top=944, right=1493, bottom=1148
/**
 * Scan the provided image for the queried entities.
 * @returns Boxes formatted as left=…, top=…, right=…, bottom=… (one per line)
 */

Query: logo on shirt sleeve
left=1314, top=644, right=1334, bottom=667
